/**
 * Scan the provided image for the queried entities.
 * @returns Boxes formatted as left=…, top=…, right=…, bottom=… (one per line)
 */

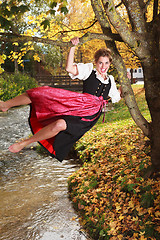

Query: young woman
left=0, top=37, right=121, bottom=161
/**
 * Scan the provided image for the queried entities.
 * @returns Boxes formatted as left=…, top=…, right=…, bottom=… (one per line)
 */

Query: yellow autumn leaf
left=132, top=216, right=139, bottom=221
left=119, top=155, right=126, bottom=163
left=132, top=155, right=137, bottom=160
left=13, top=42, right=19, bottom=46
left=33, top=28, right=38, bottom=33
left=139, top=231, right=145, bottom=236
left=133, top=232, right=139, bottom=238
left=17, top=59, right=23, bottom=64
left=140, top=236, right=147, bottom=240
left=117, top=176, right=122, bottom=181
left=0, top=66, right=4, bottom=74
left=24, top=29, right=33, bottom=36
left=28, top=46, right=34, bottom=51
left=28, top=20, right=35, bottom=24
left=128, top=200, right=135, bottom=209
left=22, top=51, right=27, bottom=55
left=0, top=55, right=5, bottom=64
left=148, top=207, right=154, bottom=215
left=33, top=54, right=40, bottom=62
left=94, top=207, right=99, bottom=214
left=156, top=226, right=160, bottom=233
left=27, top=41, right=33, bottom=45
left=71, top=216, right=77, bottom=221
left=123, top=207, right=129, bottom=214
left=155, top=211, right=160, bottom=217
left=115, top=203, right=121, bottom=211
left=108, top=220, right=118, bottom=235
left=13, top=55, right=18, bottom=59
left=117, top=235, right=123, bottom=240
left=119, top=214, right=124, bottom=220
left=28, top=15, right=34, bottom=20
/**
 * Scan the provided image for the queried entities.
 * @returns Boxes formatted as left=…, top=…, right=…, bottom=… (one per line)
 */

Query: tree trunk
left=14, top=59, right=19, bottom=73
left=14, top=45, right=19, bottom=73
left=143, top=57, right=160, bottom=171
left=104, top=39, right=150, bottom=136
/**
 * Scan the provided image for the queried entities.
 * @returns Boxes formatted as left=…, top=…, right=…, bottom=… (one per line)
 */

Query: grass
left=99, top=84, right=150, bottom=124
left=68, top=85, right=160, bottom=240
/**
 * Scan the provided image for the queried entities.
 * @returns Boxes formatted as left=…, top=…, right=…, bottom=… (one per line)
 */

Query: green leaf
left=0, top=15, right=12, bottom=29
left=40, top=19, right=50, bottom=30
left=49, top=9, right=56, bottom=15
left=50, top=1, right=57, bottom=8
left=18, top=5, right=30, bottom=14
left=2, top=9, right=11, bottom=17
left=10, top=6, right=19, bottom=14
left=140, top=192, right=155, bottom=208
left=61, top=7, right=68, bottom=14
left=109, top=7, right=113, bottom=12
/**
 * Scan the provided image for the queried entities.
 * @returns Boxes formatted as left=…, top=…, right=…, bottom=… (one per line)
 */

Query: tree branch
left=102, top=33, right=149, bottom=136
left=143, top=0, right=152, bottom=14
left=115, top=1, right=123, bottom=8
left=91, top=0, right=110, bottom=28
left=122, top=0, right=146, bottom=33
left=91, top=0, right=123, bottom=42
left=0, top=31, right=123, bottom=47
left=51, top=19, right=98, bottom=38
left=102, top=0, right=138, bottom=48
left=153, top=0, right=159, bottom=20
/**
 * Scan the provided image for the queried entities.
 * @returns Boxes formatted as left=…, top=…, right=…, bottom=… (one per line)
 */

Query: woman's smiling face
left=95, top=56, right=111, bottom=76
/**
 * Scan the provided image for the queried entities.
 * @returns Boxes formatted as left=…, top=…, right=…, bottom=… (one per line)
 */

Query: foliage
left=35, top=44, right=63, bottom=74
left=0, top=0, right=145, bottom=71
left=0, top=72, right=38, bottom=101
left=68, top=86, right=160, bottom=239
left=0, top=1, right=159, bottom=68
left=0, top=54, right=6, bottom=74
left=0, top=0, right=68, bottom=73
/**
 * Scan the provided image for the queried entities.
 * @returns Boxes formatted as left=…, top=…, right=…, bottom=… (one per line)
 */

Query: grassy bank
left=68, top=85, right=160, bottom=240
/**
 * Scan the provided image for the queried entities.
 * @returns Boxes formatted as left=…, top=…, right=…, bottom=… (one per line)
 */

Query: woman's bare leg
left=9, top=119, right=67, bottom=153
left=0, top=92, right=31, bottom=112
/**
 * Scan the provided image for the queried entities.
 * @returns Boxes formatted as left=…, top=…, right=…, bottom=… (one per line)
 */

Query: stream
left=0, top=106, right=90, bottom=240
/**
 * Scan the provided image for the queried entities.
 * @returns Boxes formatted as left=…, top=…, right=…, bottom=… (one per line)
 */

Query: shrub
left=0, top=72, right=38, bottom=101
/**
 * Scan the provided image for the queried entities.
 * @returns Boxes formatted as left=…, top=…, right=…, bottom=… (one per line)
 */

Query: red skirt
left=27, top=86, right=105, bottom=161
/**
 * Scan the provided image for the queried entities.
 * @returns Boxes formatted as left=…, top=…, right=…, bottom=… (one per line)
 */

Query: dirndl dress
left=26, top=86, right=106, bottom=161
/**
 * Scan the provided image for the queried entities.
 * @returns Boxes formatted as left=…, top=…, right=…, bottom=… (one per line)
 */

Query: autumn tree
left=0, top=0, right=160, bottom=172
left=89, top=0, right=160, bottom=173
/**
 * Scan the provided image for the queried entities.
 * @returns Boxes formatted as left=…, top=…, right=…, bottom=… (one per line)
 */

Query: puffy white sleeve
left=108, top=75, right=121, bottom=103
left=69, top=63, right=93, bottom=80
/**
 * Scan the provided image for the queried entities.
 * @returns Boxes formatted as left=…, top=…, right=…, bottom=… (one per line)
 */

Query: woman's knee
left=55, top=119, right=67, bottom=131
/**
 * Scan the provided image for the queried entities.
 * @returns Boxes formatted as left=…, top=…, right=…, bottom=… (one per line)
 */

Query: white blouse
left=69, top=63, right=121, bottom=103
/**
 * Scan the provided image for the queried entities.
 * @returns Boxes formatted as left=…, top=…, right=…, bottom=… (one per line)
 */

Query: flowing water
left=0, top=106, right=90, bottom=240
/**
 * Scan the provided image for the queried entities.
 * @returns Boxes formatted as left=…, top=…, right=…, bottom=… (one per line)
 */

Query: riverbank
left=68, top=85, right=160, bottom=240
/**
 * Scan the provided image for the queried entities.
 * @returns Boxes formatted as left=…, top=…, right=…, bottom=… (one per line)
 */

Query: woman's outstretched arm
left=66, top=37, right=79, bottom=76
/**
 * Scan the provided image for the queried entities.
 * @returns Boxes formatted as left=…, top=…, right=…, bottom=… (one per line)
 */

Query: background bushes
left=0, top=72, right=38, bottom=101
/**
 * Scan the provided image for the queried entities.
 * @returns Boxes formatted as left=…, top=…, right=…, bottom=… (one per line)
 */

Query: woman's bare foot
left=0, top=101, right=9, bottom=112
left=9, top=140, right=28, bottom=153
